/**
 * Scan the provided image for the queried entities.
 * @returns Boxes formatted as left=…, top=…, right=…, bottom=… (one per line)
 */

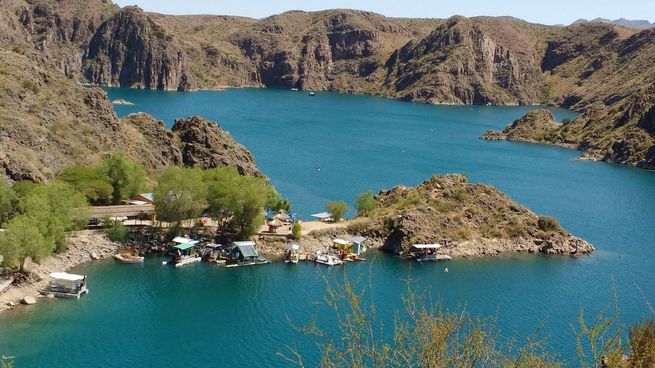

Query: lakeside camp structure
left=311, top=212, right=332, bottom=222
left=169, top=237, right=201, bottom=267
left=225, top=241, right=270, bottom=267
left=48, top=272, right=88, bottom=298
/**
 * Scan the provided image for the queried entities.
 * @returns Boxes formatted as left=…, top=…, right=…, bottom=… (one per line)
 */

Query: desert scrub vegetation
left=282, top=276, right=655, bottom=368
left=21, top=80, right=39, bottom=94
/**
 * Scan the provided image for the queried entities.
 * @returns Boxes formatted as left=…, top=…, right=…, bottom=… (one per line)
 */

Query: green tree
left=154, top=167, right=208, bottom=234
left=354, top=190, right=376, bottom=217
left=0, top=215, right=49, bottom=271
left=267, top=186, right=292, bottom=213
left=204, top=167, right=269, bottom=238
left=18, top=182, right=89, bottom=253
left=99, top=154, right=146, bottom=204
left=292, top=222, right=302, bottom=240
left=0, top=182, right=19, bottom=226
left=57, top=165, right=113, bottom=204
left=326, top=200, right=348, bottom=222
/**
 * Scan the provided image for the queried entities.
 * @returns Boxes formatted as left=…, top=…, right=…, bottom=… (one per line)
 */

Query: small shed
left=350, top=236, right=367, bottom=255
left=230, top=241, right=259, bottom=262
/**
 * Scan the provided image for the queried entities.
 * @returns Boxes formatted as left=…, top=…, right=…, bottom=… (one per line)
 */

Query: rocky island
left=301, top=174, right=593, bottom=258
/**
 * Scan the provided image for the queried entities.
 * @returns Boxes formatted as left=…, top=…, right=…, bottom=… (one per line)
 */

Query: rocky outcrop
left=83, top=6, right=193, bottom=91
left=172, top=116, right=262, bottom=177
left=0, top=50, right=262, bottom=183
left=481, top=109, right=563, bottom=144
left=355, top=174, right=594, bottom=257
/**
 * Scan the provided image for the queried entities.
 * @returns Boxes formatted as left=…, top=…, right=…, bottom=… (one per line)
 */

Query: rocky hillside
left=353, top=174, right=594, bottom=257
left=0, top=50, right=261, bottom=182
left=83, top=6, right=192, bottom=90
left=1, top=1, right=654, bottom=170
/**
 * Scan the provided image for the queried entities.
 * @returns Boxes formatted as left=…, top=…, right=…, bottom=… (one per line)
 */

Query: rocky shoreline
left=0, top=230, right=119, bottom=314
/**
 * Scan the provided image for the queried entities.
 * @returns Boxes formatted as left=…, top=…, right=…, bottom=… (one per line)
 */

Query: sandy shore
left=0, top=230, right=119, bottom=314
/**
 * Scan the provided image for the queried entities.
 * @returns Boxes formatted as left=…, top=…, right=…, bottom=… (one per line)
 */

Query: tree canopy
left=354, top=190, right=376, bottom=217
left=57, top=165, right=113, bottom=204
left=0, top=181, right=19, bottom=226
left=204, top=167, right=269, bottom=238
left=98, top=154, right=146, bottom=205
left=326, top=201, right=348, bottom=222
left=0, top=181, right=88, bottom=271
left=154, top=167, right=208, bottom=233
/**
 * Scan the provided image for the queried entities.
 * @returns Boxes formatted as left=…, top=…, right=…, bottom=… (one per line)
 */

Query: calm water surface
left=1, top=88, right=654, bottom=367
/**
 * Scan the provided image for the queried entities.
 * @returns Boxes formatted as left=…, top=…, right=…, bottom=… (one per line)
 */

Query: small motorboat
left=291, top=88, right=299, bottom=91
left=308, top=92, right=316, bottom=96
left=315, top=251, right=343, bottom=266
left=350, top=256, right=367, bottom=262
left=113, top=254, right=144, bottom=263
left=284, top=243, right=300, bottom=264
left=114, top=246, right=144, bottom=263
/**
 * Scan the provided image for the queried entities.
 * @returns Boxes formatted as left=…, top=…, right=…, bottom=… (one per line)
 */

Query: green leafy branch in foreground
left=280, top=275, right=655, bottom=368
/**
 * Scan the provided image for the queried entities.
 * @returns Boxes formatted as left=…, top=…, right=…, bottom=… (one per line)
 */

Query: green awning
left=174, top=242, right=198, bottom=250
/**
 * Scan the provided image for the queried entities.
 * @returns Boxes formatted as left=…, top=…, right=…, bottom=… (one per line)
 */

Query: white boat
left=173, top=256, right=202, bottom=268
left=49, top=272, right=88, bottom=299
left=315, top=251, right=343, bottom=266
left=412, top=244, right=451, bottom=262
left=285, top=243, right=300, bottom=264
left=308, top=92, right=316, bottom=96
left=113, top=254, right=145, bottom=263
left=291, top=88, right=299, bottom=91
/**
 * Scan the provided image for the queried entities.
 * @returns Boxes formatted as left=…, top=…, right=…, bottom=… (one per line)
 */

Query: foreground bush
left=283, top=276, right=655, bottom=368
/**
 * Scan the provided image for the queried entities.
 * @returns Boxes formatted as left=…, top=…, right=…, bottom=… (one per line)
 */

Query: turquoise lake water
left=1, top=88, right=654, bottom=367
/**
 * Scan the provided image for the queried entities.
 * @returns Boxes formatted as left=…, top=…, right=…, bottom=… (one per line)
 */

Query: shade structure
left=413, top=244, right=442, bottom=249
left=285, top=243, right=300, bottom=250
left=267, top=218, right=284, bottom=227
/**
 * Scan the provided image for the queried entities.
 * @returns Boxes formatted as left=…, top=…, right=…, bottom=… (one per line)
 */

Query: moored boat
left=284, top=243, right=300, bottom=264
left=411, top=244, right=451, bottom=262
left=113, top=254, right=144, bottom=263
left=315, top=251, right=343, bottom=266
left=49, top=272, right=88, bottom=299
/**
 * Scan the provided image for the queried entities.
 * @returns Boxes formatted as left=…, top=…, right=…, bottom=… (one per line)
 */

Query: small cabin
left=229, top=241, right=259, bottom=262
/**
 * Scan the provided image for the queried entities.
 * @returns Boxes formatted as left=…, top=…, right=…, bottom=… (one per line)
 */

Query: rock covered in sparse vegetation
left=355, top=174, right=594, bottom=257
left=172, top=116, right=262, bottom=177
left=481, top=109, right=565, bottom=144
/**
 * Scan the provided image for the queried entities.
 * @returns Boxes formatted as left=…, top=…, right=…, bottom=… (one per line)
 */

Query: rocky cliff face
left=356, top=174, right=594, bottom=257
left=172, top=116, right=262, bottom=177
left=384, top=17, right=544, bottom=105
left=83, top=6, right=193, bottom=91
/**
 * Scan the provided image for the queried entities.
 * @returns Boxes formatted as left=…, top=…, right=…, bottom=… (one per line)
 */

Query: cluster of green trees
left=57, top=154, right=146, bottom=205
left=0, top=181, right=88, bottom=271
left=153, top=166, right=290, bottom=238
left=324, top=190, right=377, bottom=223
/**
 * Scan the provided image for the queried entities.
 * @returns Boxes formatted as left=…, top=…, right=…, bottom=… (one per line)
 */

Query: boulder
left=21, top=295, right=37, bottom=305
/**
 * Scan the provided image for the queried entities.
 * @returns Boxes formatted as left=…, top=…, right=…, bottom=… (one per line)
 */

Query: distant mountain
left=573, top=17, right=654, bottom=29
left=0, top=1, right=654, bottom=172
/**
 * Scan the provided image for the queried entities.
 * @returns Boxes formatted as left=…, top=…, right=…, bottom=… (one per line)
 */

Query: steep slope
left=486, top=28, right=655, bottom=169
left=3, top=0, right=119, bottom=80
left=83, top=6, right=193, bottom=91
left=356, top=174, right=593, bottom=257
left=383, top=16, right=548, bottom=105
left=0, top=50, right=261, bottom=182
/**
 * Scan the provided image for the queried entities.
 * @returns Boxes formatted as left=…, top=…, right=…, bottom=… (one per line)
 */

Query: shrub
left=347, top=218, right=371, bottom=234
left=292, top=222, right=302, bottom=240
left=0, top=182, right=19, bottom=226
left=538, top=216, right=561, bottom=232
left=326, top=201, right=348, bottom=222
left=21, top=80, right=39, bottom=94
left=104, top=219, right=130, bottom=243
left=354, top=190, right=376, bottom=217
left=267, top=186, right=292, bottom=213
left=628, top=319, right=655, bottom=368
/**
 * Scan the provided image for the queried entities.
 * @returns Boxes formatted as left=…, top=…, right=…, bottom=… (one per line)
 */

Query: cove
left=1, top=88, right=654, bottom=367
